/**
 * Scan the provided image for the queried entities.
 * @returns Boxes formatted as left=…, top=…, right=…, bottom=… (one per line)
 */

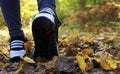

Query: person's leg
left=37, top=0, right=56, bottom=15
left=0, top=0, right=27, bottom=61
left=32, top=0, right=60, bottom=61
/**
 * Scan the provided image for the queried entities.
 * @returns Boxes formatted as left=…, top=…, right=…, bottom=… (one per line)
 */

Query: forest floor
left=0, top=24, right=120, bottom=74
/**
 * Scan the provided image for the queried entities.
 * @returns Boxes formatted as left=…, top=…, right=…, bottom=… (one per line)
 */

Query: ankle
left=10, top=36, right=28, bottom=42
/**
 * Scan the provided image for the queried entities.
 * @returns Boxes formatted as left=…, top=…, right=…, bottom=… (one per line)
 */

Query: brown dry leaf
left=24, top=41, right=32, bottom=57
left=116, top=51, right=120, bottom=60
left=24, top=41, right=32, bottom=50
left=42, top=56, right=57, bottom=69
left=86, top=60, right=94, bottom=70
left=82, top=48, right=94, bottom=55
left=20, top=56, right=35, bottom=63
left=56, top=56, right=76, bottom=72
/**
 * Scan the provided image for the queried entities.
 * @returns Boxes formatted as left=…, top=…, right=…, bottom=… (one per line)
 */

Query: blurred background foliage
left=0, top=0, right=120, bottom=30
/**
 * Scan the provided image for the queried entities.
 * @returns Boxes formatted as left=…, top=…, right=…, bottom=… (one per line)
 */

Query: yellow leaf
left=116, top=60, right=120, bottom=63
left=100, top=53, right=117, bottom=70
left=0, top=47, right=9, bottom=57
left=59, top=39, right=69, bottom=46
left=92, top=57, right=100, bottom=62
left=20, top=56, right=35, bottom=63
left=103, top=37, right=114, bottom=43
left=106, top=59, right=117, bottom=69
left=14, top=64, right=24, bottom=74
left=100, top=60, right=112, bottom=70
left=107, top=56, right=117, bottom=69
left=59, top=34, right=76, bottom=46
left=0, top=52, right=9, bottom=60
left=0, top=61, right=9, bottom=66
left=81, top=37, right=93, bottom=43
left=77, top=48, right=81, bottom=51
left=59, top=49, right=65, bottom=53
left=99, top=51, right=107, bottom=60
left=75, top=55, right=88, bottom=73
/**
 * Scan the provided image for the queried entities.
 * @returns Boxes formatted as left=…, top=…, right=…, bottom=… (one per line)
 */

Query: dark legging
left=0, top=0, right=56, bottom=39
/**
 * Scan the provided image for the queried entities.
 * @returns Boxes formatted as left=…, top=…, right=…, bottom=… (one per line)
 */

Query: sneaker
left=5, top=38, right=27, bottom=72
left=10, top=37, right=27, bottom=62
left=32, top=12, right=59, bottom=61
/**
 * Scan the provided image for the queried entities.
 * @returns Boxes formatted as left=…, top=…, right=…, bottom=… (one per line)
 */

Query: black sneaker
left=32, top=12, right=59, bottom=61
left=10, top=37, right=27, bottom=62
left=5, top=37, right=29, bottom=72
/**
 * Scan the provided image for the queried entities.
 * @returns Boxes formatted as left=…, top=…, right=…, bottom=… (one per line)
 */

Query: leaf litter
left=0, top=29, right=120, bottom=74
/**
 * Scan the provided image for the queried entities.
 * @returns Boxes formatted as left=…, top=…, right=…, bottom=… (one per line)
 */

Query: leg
left=0, top=0, right=25, bottom=39
left=37, top=0, right=56, bottom=15
left=32, top=0, right=60, bottom=61
left=0, top=0, right=27, bottom=61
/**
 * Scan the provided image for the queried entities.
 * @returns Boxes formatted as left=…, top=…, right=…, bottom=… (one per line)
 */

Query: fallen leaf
left=24, top=41, right=33, bottom=57
left=103, top=37, right=114, bottom=43
left=59, top=49, right=65, bottom=53
left=81, top=37, right=93, bottom=43
left=0, top=61, right=9, bottom=66
left=56, top=56, right=76, bottom=72
left=14, top=63, right=24, bottom=74
left=82, top=48, right=94, bottom=55
left=20, top=56, right=35, bottom=63
left=0, top=46, right=9, bottom=57
left=75, top=55, right=88, bottom=73
left=100, top=53, right=117, bottom=70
